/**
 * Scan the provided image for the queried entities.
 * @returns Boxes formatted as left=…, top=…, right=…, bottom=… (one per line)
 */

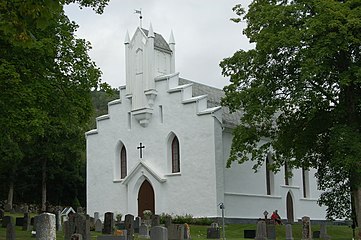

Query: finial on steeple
left=124, top=30, right=130, bottom=44
left=134, top=9, right=143, bottom=28
left=169, top=30, right=175, bottom=45
left=148, top=23, right=155, bottom=38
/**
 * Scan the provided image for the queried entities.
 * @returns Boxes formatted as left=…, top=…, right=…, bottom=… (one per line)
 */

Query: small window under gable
left=172, top=136, right=180, bottom=173
left=121, top=146, right=127, bottom=179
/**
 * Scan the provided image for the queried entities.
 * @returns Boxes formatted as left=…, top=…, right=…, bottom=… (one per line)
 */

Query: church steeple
left=124, top=24, right=175, bottom=127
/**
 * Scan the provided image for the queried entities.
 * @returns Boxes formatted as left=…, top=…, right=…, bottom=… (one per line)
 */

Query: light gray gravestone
left=36, top=212, right=56, bottom=240
left=94, top=212, right=100, bottom=222
left=6, top=222, right=16, bottom=240
left=320, top=224, right=331, bottom=239
left=150, top=226, right=168, bottom=240
left=2, top=216, right=13, bottom=228
left=285, top=223, right=294, bottom=240
left=255, top=220, right=267, bottom=240
left=168, top=224, right=184, bottom=240
left=23, top=212, right=31, bottom=231
left=95, top=219, right=103, bottom=232
left=103, top=212, right=114, bottom=234
left=139, top=223, right=149, bottom=238
left=124, top=214, right=134, bottom=240
left=302, top=216, right=312, bottom=240
left=266, top=221, right=276, bottom=240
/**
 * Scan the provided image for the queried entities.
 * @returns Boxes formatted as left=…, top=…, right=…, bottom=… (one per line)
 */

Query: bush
left=159, top=213, right=213, bottom=225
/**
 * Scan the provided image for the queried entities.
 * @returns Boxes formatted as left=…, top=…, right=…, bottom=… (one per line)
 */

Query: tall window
left=266, top=155, right=271, bottom=195
left=302, top=168, right=309, bottom=198
left=285, top=162, right=290, bottom=185
left=171, top=136, right=180, bottom=173
left=121, top=146, right=127, bottom=179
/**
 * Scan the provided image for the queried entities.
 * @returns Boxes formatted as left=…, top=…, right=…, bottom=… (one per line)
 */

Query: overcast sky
left=65, top=0, right=253, bottom=89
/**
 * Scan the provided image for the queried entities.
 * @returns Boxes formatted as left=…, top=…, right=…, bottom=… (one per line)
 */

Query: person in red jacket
left=271, top=210, right=282, bottom=225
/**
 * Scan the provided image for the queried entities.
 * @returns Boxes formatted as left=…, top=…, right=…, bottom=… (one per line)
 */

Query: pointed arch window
left=120, top=146, right=127, bottom=179
left=171, top=136, right=180, bottom=173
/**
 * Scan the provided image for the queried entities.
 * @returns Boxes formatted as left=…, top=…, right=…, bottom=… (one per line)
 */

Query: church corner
left=86, top=24, right=327, bottom=223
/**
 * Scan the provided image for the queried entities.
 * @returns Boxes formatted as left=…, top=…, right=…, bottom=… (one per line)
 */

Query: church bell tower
left=124, top=24, right=175, bottom=127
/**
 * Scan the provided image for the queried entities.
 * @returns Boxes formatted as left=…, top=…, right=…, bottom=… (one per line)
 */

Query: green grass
left=0, top=212, right=355, bottom=240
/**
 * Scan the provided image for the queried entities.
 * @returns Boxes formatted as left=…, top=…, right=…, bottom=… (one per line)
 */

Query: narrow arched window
left=121, top=146, right=127, bottom=179
left=266, top=155, right=271, bottom=195
left=171, top=136, right=180, bottom=173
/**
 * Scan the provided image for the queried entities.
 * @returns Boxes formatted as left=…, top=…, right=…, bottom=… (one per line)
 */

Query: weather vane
left=134, top=9, right=142, bottom=28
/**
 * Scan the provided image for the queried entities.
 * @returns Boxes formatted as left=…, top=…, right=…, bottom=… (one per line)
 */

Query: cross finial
left=137, top=142, right=145, bottom=158
left=134, top=9, right=143, bottom=28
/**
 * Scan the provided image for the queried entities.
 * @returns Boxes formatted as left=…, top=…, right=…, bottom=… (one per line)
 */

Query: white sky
left=65, top=0, right=252, bottom=89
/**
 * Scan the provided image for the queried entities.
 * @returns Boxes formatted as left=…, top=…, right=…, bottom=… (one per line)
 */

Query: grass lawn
left=0, top=212, right=355, bottom=240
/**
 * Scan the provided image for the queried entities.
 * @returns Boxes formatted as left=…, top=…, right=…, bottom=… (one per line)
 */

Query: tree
left=0, top=0, right=110, bottom=210
left=221, top=0, right=361, bottom=234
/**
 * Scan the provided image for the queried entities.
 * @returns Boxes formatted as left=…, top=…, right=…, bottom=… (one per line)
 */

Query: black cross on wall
left=137, top=142, right=145, bottom=158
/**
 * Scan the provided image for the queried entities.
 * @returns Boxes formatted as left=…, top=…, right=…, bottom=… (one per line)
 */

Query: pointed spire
left=148, top=23, right=155, bottom=38
left=169, top=30, right=175, bottom=45
left=124, top=30, right=130, bottom=44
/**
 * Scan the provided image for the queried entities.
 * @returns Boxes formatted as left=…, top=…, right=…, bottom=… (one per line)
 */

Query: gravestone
left=168, top=224, right=184, bottom=240
left=103, top=212, right=114, bottom=234
left=15, top=217, right=24, bottom=226
left=95, top=219, right=103, bottom=232
left=244, top=229, right=256, bottom=238
left=74, top=213, right=90, bottom=240
left=320, top=224, right=331, bottom=240
left=23, top=212, right=31, bottom=231
left=125, top=214, right=134, bottom=240
left=165, top=215, right=172, bottom=228
left=71, top=233, right=83, bottom=240
left=134, top=217, right=141, bottom=233
left=2, top=216, right=14, bottom=228
left=6, top=222, right=16, bottom=240
left=0, top=209, right=4, bottom=219
left=285, top=223, right=294, bottom=240
left=313, top=231, right=320, bottom=238
left=64, top=221, right=73, bottom=240
left=206, top=223, right=220, bottom=239
left=184, top=223, right=191, bottom=239
left=151, top=214, right=160, bottom=227
left=302, top=216, right=312, bottom=240
left=150, top=226, right=168, bottom=240
left=255, top=220, right=267, bottom=240
left=56, top=210, right=62, bottom=231
left=94, top=212, right=100, bottom=222
left=139, top=223, right=149, bottom=238
left=266, top=221, right=276, bottom=239
left=36, top=212, right=56, bottom=240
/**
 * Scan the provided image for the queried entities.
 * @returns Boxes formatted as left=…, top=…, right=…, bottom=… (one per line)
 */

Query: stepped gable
left=178, top=78, right=241, bottom=128
left=141, top=28, right=172, bottom=53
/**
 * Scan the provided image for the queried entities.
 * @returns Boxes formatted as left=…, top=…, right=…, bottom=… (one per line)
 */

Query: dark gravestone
left=134, top=217, right=141, bottom=233
left=23, top=212, right=31, bottom=231
left=64, top=221, right=73, bottom=240
left=313, top=230, right=320, bottom=239
left=206, top=226, right=220, bottom=239
left=244, top=230, right=256, bottom=238
left=103, top=212, right=114, bottom=234
left=124, top=214, right=134, bottom=240
left=15, top=217, right=24, bottom=226
left=73, top=213, right=90, bottom=240
left=151, top=214, right=160, bottom=227
left=2, top=216, right=14, bottom=228
left=6, top=222, right=16, bottom=240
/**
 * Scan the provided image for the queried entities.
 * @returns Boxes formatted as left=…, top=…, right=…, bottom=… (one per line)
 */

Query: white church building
left=86, top=25, right=327, bottom=222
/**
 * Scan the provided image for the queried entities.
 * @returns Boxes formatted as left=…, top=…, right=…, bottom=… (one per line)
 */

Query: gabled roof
left=179, top=78, right=242, bottom=128
left=141, top=28, right=172, bottom=53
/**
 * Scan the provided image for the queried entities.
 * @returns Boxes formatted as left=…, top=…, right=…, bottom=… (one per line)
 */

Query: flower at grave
left=143, top=209, right=152, bottom=219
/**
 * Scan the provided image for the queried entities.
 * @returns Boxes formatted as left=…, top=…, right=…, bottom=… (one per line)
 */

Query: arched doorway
left=286, top=191, right=294, bottom=223
left=138, top=180, right=155, bottom=218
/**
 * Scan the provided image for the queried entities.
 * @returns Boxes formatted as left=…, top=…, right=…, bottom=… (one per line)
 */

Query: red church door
left=138, top=180, right=155, bottom=218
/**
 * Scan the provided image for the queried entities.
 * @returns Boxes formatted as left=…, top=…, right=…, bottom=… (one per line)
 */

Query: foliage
left=0, top=0, right=110, bottom=207
left=159, top=213, right=213, bottom=225
left=221, top=0, right=361, bottom=220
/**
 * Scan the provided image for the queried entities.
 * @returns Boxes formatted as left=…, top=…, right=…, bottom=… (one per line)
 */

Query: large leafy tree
left=221, top=0, right=361, bottom=231
left=0, top=0, right=110, bottom=210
